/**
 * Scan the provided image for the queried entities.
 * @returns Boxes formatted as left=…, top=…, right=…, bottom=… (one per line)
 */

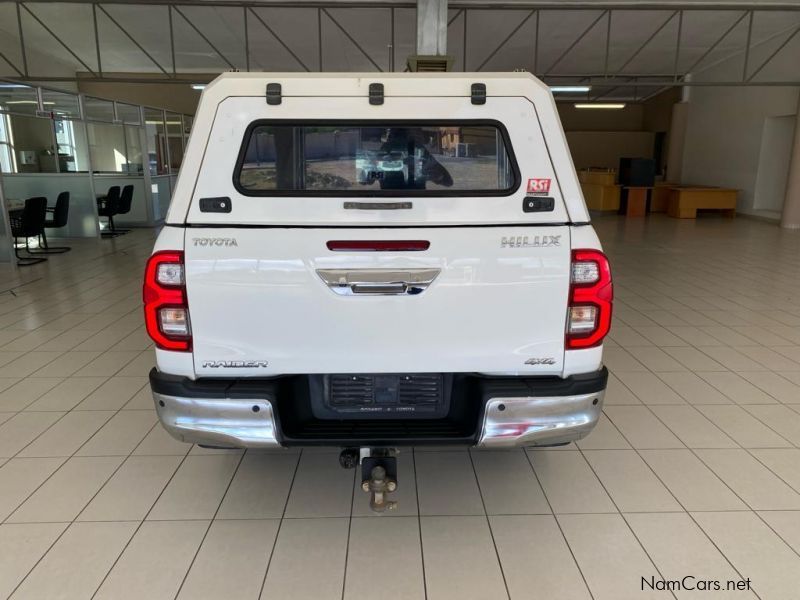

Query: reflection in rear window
left=235, top=122, right=517, bottom=195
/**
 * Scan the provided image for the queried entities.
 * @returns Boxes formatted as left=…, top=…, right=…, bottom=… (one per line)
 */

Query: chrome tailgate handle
left=317, top=269, right=440, bottom=296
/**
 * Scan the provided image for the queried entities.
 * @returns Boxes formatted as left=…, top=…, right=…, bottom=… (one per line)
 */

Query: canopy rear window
left=234, top=121, right=519, bottom=196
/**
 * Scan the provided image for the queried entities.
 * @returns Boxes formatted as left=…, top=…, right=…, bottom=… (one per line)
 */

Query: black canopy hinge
left=471, top=83, right=486, bottom=105
left=369, top=83, right=384, bottom=105
left=266, top=83, right=282, bottom=105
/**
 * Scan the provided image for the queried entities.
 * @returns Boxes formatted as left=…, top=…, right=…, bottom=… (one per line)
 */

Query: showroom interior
left=1, top=0, right=800, bottom=599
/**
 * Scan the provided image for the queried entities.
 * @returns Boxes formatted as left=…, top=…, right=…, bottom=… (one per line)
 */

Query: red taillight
left=143, top=251, right=191, bottom=352
left=566, top=249, right=613, bottom=349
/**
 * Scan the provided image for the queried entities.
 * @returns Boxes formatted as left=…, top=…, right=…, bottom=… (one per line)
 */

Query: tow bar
left=340, top=447, right=398, bottom=512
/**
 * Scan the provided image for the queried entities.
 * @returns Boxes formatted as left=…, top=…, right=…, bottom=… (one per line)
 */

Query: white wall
left=754, top=115, right=796, bottom=213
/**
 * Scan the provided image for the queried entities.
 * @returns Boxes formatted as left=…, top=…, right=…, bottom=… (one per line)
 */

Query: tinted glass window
left=236, top=122, right=516, bottom=195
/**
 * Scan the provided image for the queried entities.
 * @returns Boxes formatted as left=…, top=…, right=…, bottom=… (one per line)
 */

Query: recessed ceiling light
left=574, top=103, right=626, bottom=109
left=191, top=84, right=206, bottom=90
left=550, top=85, right=591, bottom=93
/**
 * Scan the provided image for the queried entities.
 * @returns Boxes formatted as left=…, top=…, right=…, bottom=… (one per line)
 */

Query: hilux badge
left=501, top=235, right=561, bottom=248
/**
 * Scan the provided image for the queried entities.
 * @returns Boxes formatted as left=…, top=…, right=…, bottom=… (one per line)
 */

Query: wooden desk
left=623, top=186, right=651, bottom=217
left=667, top=187, right=737, bottom=219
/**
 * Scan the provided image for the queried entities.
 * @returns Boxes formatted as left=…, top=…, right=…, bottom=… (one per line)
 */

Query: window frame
left=232, top=119, right=521, bottom=198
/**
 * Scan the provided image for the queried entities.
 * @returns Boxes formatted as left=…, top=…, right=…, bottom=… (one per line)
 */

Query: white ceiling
left=0, top=1, right=798, bottom=100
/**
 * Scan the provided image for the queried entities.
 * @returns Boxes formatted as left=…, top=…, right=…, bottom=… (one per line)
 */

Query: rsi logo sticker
left=192, top=238, right=238, bottom=247
left=527, top=178, right=551, bottom=194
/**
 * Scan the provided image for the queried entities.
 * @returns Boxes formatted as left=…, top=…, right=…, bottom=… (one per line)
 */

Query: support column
left=781, top=96, right=800, bottom=229
left=416, top=0, right=447, bottom=56
left=408, top=0, right=452, bottom=71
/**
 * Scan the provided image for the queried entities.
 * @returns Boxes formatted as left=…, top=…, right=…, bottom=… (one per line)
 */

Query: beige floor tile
left=665, top=326, right=725, bottom=347
left=650, top=405, right=738, bottom=449
left=421, top=516, right=507, bottom=600
left=749, top=449, right=800, bottom=491
left=626, top=512, right=757, bottom=599
left=344, top=517, right=425, bottom=600
left=8, top=456, right=123, bottom=523
left=24, top=377, right=107, bottom=411
left=178, top=519, right=279, bottom=600
left=283, top=451, right=355, bottom=518
left=695, top=405, right=791, bottom=448
left=662, top=346, right=727, bottom=371
left=0, top=352, right=64, bottom=378
left=603, top=405, right=684, bottom=449
left=94, top=520, right=209, bottom=600
left=0, top=457, right=66, bottom=520
left=640, top=449, right=747, bottom=512
left=10, top=521, right=137, bottom=600
left=694, top=511, right=800, bottom=599
left=148, top=454, right=241, bottom=520
left=132, top=423, right=190, bottom=455
left=122, top=385, right=154, bottom=410
left=490, top=515, right=591, bottom=600
left=470, top=449, right=550, bottom=515
left=75, top=376, right=148, bottom=410
left=17, top=410, right=115, bottom=457
left=73, top=351, right=141, bottom=377
left=527, top=450, right=616, bottom=514
left=583, top=450, right=681, bottom=512
left=742, top=405, right=800, bottom=446
left=603, top=374, right=641, bottom=405
left=35, top=328, right=97, bottom=352
left=602, top=347, right=648, bottom=372
left=696, top=449, right=800, bottom=510
left=414, top=451, right=484, bottom=516
left=76, top=410, right=156, bottom=456
left=632, top=326, right=688, bottom=347
left=629, top=346, right=688, bottom=372
left=609, top=325, right=652, bottom=347
left=0, top=412, right=64, bottom=458
left=351, top=451, right=418, bottom=517
left=615, top=371, right=685, bottom=405
left=0, top=523, right=68, bottom=599
left=698, top=371, right=778, bottom=405
left=558, top=513, right=662, bottom=600
left=261, top=517, right=349, bottom=600
left=0, top=378, right=62, bottom=412
left=79, top=455, right=183, bottom=521
left=656, top=371, right=731, bottom=405
left=739, top=371, right=800, bottom=404
left=757, top=511, right=800, bottom=555
left=217, top=452, right=299, bottom=519
left=31, top=351, right=102, bottom=378
left=114, top=350, right=155, bottom=376
left=736, top=345, right=800, bottom=371
left=577, top=414, right=631, bottom=449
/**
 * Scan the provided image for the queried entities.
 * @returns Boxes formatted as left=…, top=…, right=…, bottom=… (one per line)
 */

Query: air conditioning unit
left=406, top=55, right=453, bottom=72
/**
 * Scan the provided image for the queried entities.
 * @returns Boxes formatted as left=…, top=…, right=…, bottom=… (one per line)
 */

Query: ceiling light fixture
left=574, top=103, right=626, bottom=109
left=550, top=85, right=591, bottom=93
left=191, top=84, right=206, bottom=90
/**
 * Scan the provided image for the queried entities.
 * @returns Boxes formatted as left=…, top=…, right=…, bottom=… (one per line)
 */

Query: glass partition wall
left=0, top=80, right=193, bottom=256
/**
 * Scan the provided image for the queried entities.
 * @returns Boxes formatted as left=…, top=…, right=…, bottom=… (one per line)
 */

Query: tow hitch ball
left=340, top=447, right=398, bottom=512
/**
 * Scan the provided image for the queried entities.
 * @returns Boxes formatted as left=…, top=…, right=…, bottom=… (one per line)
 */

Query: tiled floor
left=1, top=214, right=800, bottom=599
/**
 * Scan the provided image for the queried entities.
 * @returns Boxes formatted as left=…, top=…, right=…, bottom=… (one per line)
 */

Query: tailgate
left=185, top=226, right=570, bottom=377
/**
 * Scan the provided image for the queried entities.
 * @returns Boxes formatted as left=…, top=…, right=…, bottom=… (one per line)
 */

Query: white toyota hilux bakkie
left=145, top=72, right=612, bottom=510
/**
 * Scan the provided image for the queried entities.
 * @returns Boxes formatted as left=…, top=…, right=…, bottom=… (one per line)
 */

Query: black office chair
left=97, top=185, right=121, bottom=238
left=9, top=197, right=48, bottom=266
left=113, top=185, right=134, bottom=235
left=31, top=191, right=71, bottom=254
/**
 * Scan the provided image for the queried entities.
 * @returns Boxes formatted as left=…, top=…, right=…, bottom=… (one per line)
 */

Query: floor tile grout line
left=411, top=448, right=429, bottom=600
left=571, top=443, right=680, bottom=600
left=87, top=446, right=195, bottom=600
left=581, top=419, right=763, bottom=598
left=339, top=454, right=358, bottom=600
left=171, top=451, right=248, bottom=600
left=521, top=448, right=596, bottom=600
left=607, top=393, right=800, bottom=569
left=466, top=449, right=511, bottom=600
left=256, top=448, right=304, bottom=600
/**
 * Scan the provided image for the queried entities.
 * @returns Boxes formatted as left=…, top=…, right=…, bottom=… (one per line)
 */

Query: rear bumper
left=150, top=367, right=607, bottom=449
